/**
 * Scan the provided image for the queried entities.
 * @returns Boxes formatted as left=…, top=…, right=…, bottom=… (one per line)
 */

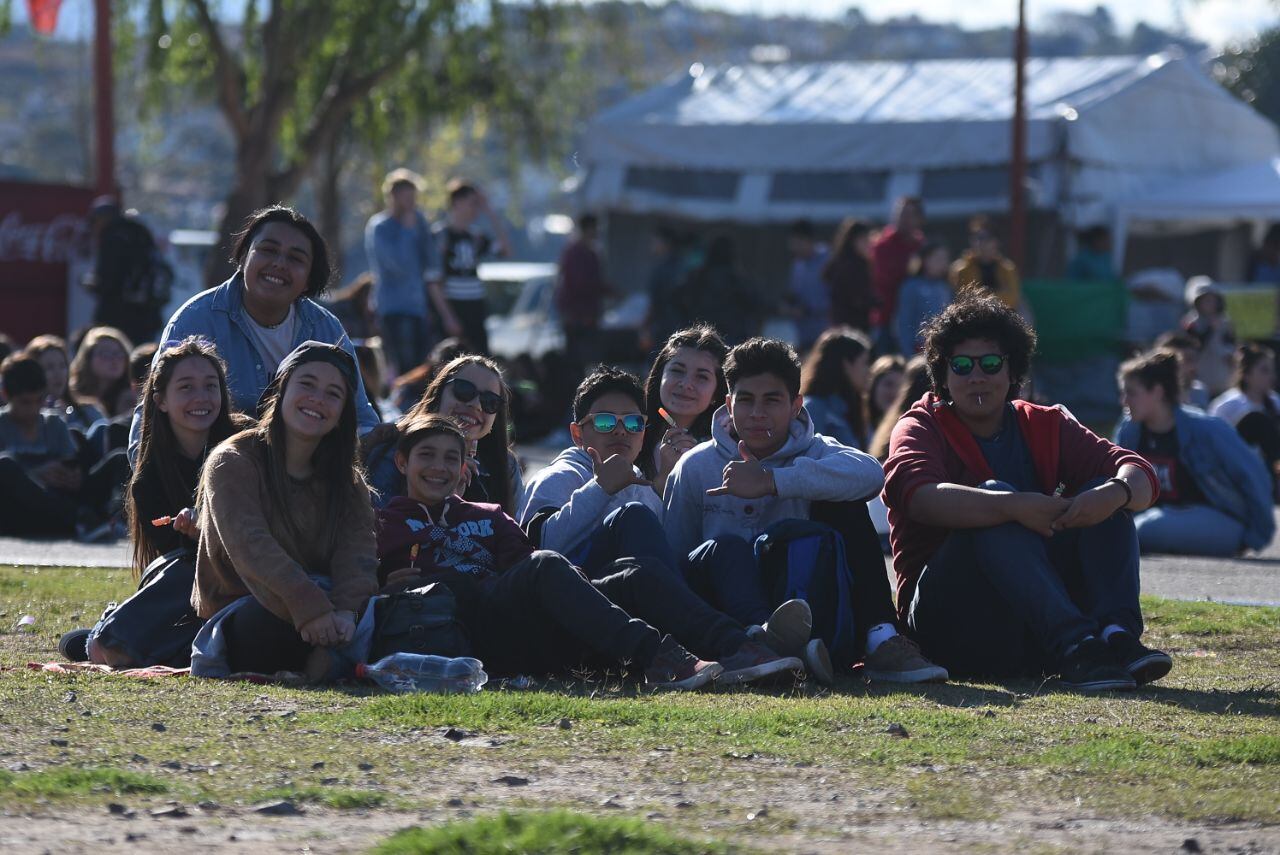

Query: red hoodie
left=376, top=495, right=535, bottom=589
left=882, top=394, right=1159, bottom=620
left=870, top=225, right=922, bottom=326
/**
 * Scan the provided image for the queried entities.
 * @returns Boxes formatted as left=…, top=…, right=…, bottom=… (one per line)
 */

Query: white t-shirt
left=1209, top=388, right=1280, bottom=427
left=244, top=304, right=299, bottom=374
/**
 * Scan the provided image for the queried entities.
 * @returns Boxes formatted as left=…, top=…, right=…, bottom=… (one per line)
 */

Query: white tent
left=1119, top=157, right=1280, bottom=225
left=580, top=53, right=1280, bottom=226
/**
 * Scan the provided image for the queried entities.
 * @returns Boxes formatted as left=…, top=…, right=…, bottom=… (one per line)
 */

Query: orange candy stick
left=657, top=407, right=679, bottom=428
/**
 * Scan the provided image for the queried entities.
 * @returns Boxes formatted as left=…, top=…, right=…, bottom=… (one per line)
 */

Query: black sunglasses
left=579, top=412, right=647, bottom=434
left=949, top=354, right=1007, bottom=376
left=446, top=377, right=503, bottom=414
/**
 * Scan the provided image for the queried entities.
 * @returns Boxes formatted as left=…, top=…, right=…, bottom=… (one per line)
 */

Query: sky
left=12, top=0, right=1277, bottom=49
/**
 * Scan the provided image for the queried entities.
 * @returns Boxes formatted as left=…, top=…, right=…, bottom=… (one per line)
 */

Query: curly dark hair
left=573, top=364, right=645, bottom=422
left=921, top=288, right=1036, bottom=402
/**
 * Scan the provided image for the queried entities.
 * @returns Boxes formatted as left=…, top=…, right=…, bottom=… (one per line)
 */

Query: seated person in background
left=70, top=326, right=134, bottom=420
left=883, top=290, right=1169, bottom=692
left=637, top=325, right=728, bottom=497
left=1209, top=344, right=1280, bottom=496
left=0, top=354, right=82, bottom=536
left=800, top=327, right=872, bottom=450
left=378, top=416, right=803, bottom=688
left=518, top=366, right=666, bottom=576
left=1153, top=331, right=1210, bottom=411
left=664, top=337, right=947, bottom=684
left=1117, top=350, right=1275, bottom=556
left=193, top=342, right=380, bottom=679
left=24, top=335, right=104, bottom=431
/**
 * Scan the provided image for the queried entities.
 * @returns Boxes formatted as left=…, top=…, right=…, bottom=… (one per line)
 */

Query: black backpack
left=368, top=582, right=471, bottom=662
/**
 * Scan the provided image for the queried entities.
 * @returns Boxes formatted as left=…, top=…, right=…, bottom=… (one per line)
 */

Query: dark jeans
left=447, top=298, right=490, bottom=356
left=0, top=455, right=77, bottom=537
left=380, top=312, right=431, bottom=375
left=573, top=503, right=682, bottom=581
left=907, top=479, right=1142, bottom=678
left=222, top=597, right=312, bottom=674
left=82, top=448, right=129, bottom=516
left=465, top=550, right=662, bottom=676
left=682, top=501, right=898, bottom=658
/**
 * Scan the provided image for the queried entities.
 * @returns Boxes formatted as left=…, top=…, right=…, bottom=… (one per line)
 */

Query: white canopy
left=1119, top=158, right=1280, bottom=223
left=581, top=53, right=1280, bottom=224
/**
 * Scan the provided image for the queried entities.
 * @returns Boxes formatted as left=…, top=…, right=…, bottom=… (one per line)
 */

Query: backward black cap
left=257, top=340, right=358, bottom=417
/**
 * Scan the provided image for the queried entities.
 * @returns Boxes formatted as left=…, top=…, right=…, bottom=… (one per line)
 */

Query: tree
left=1217, top=26, right=1280, bottom=128
left=124, top=0, right=573, bottom=286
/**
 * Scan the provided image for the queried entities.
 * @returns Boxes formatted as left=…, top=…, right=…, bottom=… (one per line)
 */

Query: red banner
left=0, top=181, right=94, bottom=345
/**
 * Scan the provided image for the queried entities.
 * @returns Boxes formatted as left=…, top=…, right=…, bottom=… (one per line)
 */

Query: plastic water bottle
left=356, top=653, right=488, bottom=694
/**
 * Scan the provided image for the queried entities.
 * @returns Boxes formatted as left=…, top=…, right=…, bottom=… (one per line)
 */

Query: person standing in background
left=83, top=198, right=172, bottom=346
left=785, top=220, right=830, bottom=353
left=950, top=216, right=1020, bottom=310
left=1181, top=277, right=1236, bottom=398
left=364, top=169, right=434, bottom=376
left=823, top=219, right=875, bottom=333
left=1067, top=226, right=1115, bottom=281
left=643, top=225, right=686, bottom=352
left=870, top=196, right=925, bottom=345
left=555, top=214, right=611, bottom=379
left=1248, top=224, right=1280, bottom=283
left=427, top=180, right=513, bottom=356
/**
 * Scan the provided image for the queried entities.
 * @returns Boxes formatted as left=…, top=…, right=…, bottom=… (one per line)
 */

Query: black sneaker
left=1107, top=631, right=1173, bottom=685
left=58, top=628, right=91, bottom=662
left=643, top=635, right=723, bottom=691
left=1059, top=637, right=1136, bottom=692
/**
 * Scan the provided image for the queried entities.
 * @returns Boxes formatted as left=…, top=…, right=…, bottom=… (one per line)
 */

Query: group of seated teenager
left=55, top=204, right=1177, bottom=696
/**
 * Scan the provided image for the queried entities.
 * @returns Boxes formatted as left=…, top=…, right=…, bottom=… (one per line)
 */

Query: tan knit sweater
left=192, top=431, right=379, bottom=628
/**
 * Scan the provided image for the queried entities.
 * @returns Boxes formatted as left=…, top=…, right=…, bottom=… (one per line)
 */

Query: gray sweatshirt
left=517, top=446, right=664, bottom=555
left=662, top=405, right=884, bottom=559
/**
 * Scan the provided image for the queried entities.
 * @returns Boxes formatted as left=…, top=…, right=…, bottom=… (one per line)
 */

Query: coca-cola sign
left=0, top=180, right=95, bottom=342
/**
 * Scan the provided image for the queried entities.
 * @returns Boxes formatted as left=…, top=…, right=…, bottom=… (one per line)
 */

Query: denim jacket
left=129, top=274, right=380, bottom=461
left=1116, top=406, right=1275, bottom=550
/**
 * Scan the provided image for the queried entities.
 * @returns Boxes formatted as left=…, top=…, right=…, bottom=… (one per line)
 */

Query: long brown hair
left=869, top=355, right=930, bottom=462
left=69, top=326, right=134, bottom=417
left=127, top=339, right=238, bottom=576
left=800, top=327, right=872, bottom=444
left=639, top=324, right=728, bottom=479
left=867, top=354, right=907, bottom=427
left=246, top=350, right=368, bottom=554
left=405, top=355, right=514, bottom=511
left=821, top=218, right=872, bottom=281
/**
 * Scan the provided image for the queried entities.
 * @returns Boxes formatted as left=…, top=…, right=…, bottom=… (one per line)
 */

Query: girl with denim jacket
left=1116, top=350, right=1275, bottom=556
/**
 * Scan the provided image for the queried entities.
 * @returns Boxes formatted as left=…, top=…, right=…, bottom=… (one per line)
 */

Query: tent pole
left=1009, top=0, right=1028, bottom=273
left=94, top=0, right=116, bottom=198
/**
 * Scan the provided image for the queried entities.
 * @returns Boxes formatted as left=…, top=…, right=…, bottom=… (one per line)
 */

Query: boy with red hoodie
left=882, top=290, right=1172, bottom=691
left=377, top=414, right=800, bottom=688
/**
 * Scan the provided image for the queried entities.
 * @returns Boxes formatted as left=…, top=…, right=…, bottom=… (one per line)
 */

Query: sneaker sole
left=58, top=629, right=91, bottom=663
left=1060, top=676, right=1137, bottom=692
left=719, top=656, right=804, bottom=686
left=1127, top=652, right=1173, bottom=685
left=863, top=664, right=950, bottom=683
left=650, top=662, right=724, bottom=691
left=803, top=638, right=835, bottom=686
left=764, top=600, right=812, bottom=659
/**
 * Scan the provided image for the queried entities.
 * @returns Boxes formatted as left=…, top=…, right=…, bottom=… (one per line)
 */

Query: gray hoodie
left=517, top=446, right=664, bottom=555
left=662, top=405, right=884, bottom=559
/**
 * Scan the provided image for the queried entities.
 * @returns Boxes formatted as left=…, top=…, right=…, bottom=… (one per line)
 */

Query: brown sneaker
left=718, top=641, right=803, bottom=686
left=644, top=635, right=723, bottom=691
left=862, top=634, right=949, bottom=683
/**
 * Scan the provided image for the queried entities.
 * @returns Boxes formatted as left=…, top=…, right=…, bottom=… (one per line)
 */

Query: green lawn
left=0, top=564, right=1277, bottom=850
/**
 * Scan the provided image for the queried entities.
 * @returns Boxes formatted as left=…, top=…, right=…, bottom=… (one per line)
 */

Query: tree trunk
left=205, top=136, right=276, bottom=288
left=318, top=131, right=345, bottom=283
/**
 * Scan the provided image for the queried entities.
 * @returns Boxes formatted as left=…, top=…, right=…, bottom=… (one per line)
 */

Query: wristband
left=1105, top=477, right=1133, bottom=510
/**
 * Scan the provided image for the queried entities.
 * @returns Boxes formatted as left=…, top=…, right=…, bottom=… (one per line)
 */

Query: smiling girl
left=193, top=341, right=378, bottom=677
left=70, top=327, right=133, bottom=418
left=638, top=325, right=728, bottom=495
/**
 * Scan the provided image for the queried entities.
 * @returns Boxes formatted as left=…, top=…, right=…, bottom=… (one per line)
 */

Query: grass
left=373, top=810, right=743, bottom=854
left=0, top=563, right=1277, bottom=846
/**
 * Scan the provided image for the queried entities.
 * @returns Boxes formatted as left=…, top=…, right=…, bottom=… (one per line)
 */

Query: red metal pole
left=93, top=0, right=115, bottom=198
left=1009, top=0, right=1028, bottom=273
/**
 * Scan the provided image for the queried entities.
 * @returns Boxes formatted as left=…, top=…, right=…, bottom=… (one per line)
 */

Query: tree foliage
left=1217, top=26, right=1280, bottom=128
left=118, top=0, right=578, bottom=285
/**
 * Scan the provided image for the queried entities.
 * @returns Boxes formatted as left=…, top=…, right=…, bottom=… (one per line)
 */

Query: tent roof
left=583, top=54, right=1278, bottom=172
left=1120, top=158, right=1280, bottom=221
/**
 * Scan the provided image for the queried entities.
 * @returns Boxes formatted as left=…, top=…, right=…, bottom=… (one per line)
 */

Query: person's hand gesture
left=299, top=611, right=349, bottom=648
left=172, top=507, right=200, bottom=540
left=706, top=442, right=775, bottom=499
left=1052, top=482, right=1127, bottom=531
left=1009, top=493, right=1072, bottom=537
left=588, top=447, right=651, bottom=495
left=657, top=427, right=697, bottom=475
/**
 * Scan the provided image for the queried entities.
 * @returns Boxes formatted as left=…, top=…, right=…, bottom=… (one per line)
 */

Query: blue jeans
left=380, top=312, right=431, bottom=374
left=908, top=479, right=1142, bottom=677
left=571, top=503, right=682, bottom=582
left=1133, top=504, right=1245, bottom=557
